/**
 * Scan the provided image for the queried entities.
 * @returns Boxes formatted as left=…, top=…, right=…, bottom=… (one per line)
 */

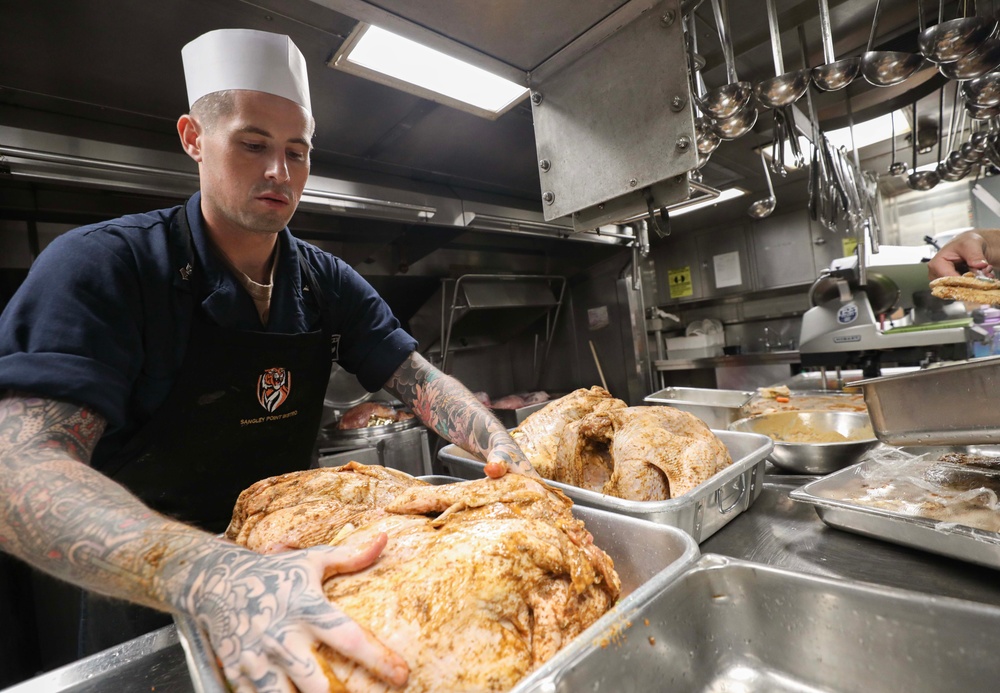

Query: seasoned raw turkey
left=510, top=386, right=625, bottom=479
left=225, top=463, right=620, bottom=693
left=513, top=391, right=732, bottom=501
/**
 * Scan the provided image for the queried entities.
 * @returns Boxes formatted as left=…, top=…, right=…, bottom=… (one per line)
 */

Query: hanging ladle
left=812, top=0, right=860, bottom=91
left=888, top=109, right=907, bottom=175
left=860, top=0, right=924, bottom=86
left=754, top=0, right=810, bottom=108
left=938, top=0, right=1000, bottom=79
left=697, top=0, right=753, bottom=120
left=919, top=0, right=996, bottom=64
left=748, top=148, right=777, bottom=218
left=908, top=91, right=943, bottom=191
left=686, top=15, right=721, bottom=156
left=963, top=72, right=1000, bottom=107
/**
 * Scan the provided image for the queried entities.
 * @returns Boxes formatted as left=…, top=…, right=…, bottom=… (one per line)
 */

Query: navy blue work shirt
left=0, top=192, right=417, bottom=464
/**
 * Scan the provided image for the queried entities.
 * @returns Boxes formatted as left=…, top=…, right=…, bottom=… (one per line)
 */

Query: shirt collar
left=184, top=192, right=305, bottom=331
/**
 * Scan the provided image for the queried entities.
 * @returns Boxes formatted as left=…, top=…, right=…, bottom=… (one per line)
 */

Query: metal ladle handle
left=766, top=0, right=785, bottom=75
left=710, top=0, right=740, bottom=83
left=866, top=0, right=884, bottom=53
left=818, top=0, right=837, bottom=64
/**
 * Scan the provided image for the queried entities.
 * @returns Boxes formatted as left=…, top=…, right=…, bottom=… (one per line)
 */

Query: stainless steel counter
left=703, top=474, right=1000, bottom=607
left=653, top=350, right=800, bottom=371
left=12, top=473, right=1000, bottom=692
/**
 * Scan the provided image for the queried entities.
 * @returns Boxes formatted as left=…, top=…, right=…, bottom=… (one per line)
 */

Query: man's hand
left=178, top=533, right=408, bottom=693
left=384, top=352, right=540, bottom=479
left=928, top=230, right=996, bottom=279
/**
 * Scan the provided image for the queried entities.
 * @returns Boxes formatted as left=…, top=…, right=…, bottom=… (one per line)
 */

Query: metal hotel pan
left=855, top=356, right=1000, bottom=446
left=789, top=460, right=1000, bottom=570
left=513, top=554, right=1000, bottom=693
left=439, top=430, right=773, bottom=542
left=643, top=386, right=754, bottom=429
left=172, top=475, right=700, bottom=693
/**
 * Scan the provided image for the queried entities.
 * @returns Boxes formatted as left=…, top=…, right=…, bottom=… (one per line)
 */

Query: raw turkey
left=513, top=389, right=732, bottom=500
left=510, top=386, right=625, bottom=480
left=225, top=463, right=620, bottom=692
left=337, top=402, right=414, bottom=430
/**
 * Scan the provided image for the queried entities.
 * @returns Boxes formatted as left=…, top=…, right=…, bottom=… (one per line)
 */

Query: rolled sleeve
left=0, top=228, right=144, bottom=431
left=318, top=257, right=417, bottom=391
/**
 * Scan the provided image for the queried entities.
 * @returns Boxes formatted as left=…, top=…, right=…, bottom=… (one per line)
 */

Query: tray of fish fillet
left=174, top=463, right=700, bottom=693
left=790, top=445, right=1000, bottom=569
left=440, top=387, right=774, bottom=542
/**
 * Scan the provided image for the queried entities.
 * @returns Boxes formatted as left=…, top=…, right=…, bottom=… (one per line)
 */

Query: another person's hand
left=928, top=231, right=993, bottom=279
left=181, top=533, right=408, bottom=693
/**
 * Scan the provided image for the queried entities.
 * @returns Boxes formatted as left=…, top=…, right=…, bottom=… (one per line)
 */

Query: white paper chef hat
left=181, top=28, right=311, bottom=113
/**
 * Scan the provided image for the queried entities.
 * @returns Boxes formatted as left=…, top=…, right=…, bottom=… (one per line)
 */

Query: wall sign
left=667, top=266, right=693, bottom=299
left=713, top=251, right=742, bottom=289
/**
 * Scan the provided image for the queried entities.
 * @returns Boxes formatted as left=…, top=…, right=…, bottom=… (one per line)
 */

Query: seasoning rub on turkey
left=225, top=462, right=620, bottom=693
left=512, top=387, right=732, bottom=501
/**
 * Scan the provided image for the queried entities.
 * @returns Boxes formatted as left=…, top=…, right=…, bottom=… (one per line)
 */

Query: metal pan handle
left=715, top=473, right=747, bottom=514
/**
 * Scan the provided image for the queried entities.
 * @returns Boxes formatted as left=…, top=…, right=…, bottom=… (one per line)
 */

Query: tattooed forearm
left=0, top=392, right=218, bottom=609
left=384, top=353, right=538, bottom=477
left=0, top=392, right=409, bottom=690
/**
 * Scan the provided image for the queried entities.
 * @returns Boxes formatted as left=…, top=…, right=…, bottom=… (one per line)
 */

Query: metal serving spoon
left=698, top=0, right=754, bottom=120
left=919, top=0, right=996, bottom=64
left=748, top=148, right=777, bottom=218
left=860, top=0, right=924, bottom=86
left=754, top=0, right=810, bottom=108
left=812, top=0, right=860, bottom=91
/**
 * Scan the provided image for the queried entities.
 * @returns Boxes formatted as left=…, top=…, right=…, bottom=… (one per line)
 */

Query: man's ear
left=177, top=114, right=203, bottom=163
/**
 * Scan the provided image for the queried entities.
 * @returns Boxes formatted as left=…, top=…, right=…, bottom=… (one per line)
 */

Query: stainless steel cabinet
left=696, top=226, right=751, bottom=298
left=810, top=214, right=848, bottom=274
left=749, top=210, right=816, bottom=289
left=653, top=234, right=705, bottom=303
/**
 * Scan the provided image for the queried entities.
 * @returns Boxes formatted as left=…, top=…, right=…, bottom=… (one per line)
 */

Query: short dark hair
left=189, top=90, right=236, bottom=131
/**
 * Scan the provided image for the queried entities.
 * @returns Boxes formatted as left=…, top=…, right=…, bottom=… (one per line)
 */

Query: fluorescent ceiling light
left=331, top=25, right=528, bottom=119
left=826, top=110, right=911, bottom=151
left=669, top=187, right=746, bottom=216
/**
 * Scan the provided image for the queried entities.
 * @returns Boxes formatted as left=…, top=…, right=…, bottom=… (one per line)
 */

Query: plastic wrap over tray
left=173, top=475, right=700, bottom=693
left=513, top=555, right=1000, bottom=693
left=790, top=459, right=1000, bottom=570
left=856, top=356, right=1000, bottom=445
left=438, top=430, right=773, bottom=542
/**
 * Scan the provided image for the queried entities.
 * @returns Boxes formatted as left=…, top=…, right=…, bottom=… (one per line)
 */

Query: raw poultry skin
left=225, top=463, right=620, bottom=692
left=516, top=393, right=732, bottom=501
left=602, top=406, right=732, bottom=499
left=510, top=386, right=625, bottom=480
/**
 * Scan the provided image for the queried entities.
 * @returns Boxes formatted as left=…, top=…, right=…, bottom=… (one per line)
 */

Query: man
left=928, top=229, right=1000, bottom=279
left=0, top=28, right=533, bottom=692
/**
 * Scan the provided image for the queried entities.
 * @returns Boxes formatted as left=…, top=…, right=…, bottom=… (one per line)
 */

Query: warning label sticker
left=668, top=266, right=693, bottom=299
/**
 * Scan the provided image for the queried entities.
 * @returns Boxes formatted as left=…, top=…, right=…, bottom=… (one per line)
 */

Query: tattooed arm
left=384, top=352, right=538, bottom=478
left=0, top=392, right=408, bottom=692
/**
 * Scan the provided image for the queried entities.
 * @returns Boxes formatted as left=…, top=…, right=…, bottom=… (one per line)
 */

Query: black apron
left=72, top=206, right=335, bottom=657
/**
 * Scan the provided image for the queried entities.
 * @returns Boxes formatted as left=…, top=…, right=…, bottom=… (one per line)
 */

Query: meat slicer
left=798, top=247, right=968, bottom=377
